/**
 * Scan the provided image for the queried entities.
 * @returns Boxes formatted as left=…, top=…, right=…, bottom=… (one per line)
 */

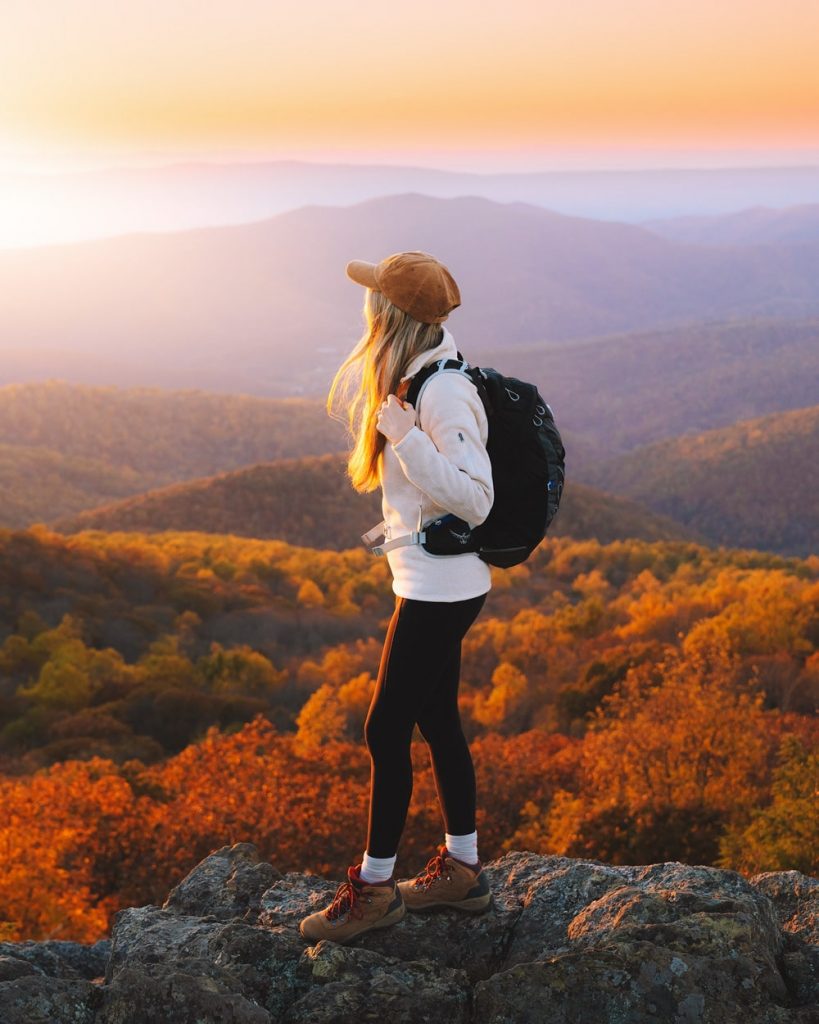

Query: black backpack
left=401, top=352, right=566, bottom=567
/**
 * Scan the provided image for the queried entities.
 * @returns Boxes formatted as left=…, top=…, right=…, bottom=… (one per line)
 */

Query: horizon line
left=4, top=151, right=819, bottom=179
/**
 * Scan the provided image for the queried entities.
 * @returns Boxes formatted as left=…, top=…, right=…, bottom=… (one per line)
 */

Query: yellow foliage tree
left=473, top=662, right=530, bottom=733
left=297, top=579, right=325, bottom=607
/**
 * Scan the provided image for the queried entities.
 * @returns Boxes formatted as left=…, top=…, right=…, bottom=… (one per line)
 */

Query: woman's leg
left=363, top=592, right=487, bottom=858
left=415, top=595, right=486, bottom=837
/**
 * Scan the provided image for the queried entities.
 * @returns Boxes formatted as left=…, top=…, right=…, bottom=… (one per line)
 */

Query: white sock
left=445, top=830, right=478, bottom=865
left=360, top=851, right=396, bottom=884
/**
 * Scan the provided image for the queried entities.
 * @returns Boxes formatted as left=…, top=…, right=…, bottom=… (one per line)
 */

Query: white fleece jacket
left=377, top=325, right=494, bottom=602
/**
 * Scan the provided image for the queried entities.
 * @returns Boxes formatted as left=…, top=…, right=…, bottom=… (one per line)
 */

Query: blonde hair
left=327, top=288, right=444, bottom=493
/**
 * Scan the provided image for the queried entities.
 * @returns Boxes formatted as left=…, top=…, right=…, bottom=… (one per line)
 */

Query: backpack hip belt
left=361, top=504, right=478, bottom=557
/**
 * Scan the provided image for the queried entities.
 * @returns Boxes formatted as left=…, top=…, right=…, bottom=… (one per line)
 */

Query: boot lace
left=413, top=846, right=452, bottom=889
left=325, top=877, right=364, bottom=921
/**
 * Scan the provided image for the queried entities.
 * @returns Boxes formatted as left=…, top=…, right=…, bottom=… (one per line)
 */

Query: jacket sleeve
left=389, top=372, right=494, bottom=527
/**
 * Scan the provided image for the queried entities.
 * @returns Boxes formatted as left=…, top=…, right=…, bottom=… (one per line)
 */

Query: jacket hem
left=391, top=582, right=491, bottom=603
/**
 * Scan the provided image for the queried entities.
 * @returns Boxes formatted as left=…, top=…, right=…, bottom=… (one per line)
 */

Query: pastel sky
left=1, top=0, right=817, bottom=172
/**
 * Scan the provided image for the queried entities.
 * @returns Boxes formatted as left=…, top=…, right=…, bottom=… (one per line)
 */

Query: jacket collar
left=399, top=325, right=459, bottom=382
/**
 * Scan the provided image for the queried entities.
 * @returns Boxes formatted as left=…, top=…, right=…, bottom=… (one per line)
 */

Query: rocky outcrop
left=0, top=843, right=816, bottom=1023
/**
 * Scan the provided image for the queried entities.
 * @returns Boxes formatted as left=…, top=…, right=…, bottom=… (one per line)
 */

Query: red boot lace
left=325, top=875, right=364, bottom=921
left=413, top=846, right=452, bottom=889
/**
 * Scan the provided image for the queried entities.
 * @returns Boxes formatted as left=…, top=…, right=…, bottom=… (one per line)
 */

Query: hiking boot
left=397, top=843, right=492, bottom=913
left=299, top=862, right=406, bottom=944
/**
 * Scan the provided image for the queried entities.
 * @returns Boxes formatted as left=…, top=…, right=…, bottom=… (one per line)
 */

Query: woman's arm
left=389, top=372, right=493, bottom=527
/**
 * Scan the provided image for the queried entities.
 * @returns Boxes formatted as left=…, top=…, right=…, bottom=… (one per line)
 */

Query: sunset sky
left=1, top=0, right=817, bottom=173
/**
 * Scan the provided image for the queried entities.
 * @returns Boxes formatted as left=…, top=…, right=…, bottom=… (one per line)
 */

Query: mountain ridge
left=580, top=403, right=819, bottom=556
left=49, top=451, right=700, bottom=548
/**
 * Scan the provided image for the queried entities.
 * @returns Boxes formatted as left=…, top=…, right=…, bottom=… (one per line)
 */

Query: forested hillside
left=52, top=453, right=698, bottom=548
left=487, top=316, right=819, bottom=468
left=580, top=404, right=819, bottom=556
left=3, top=317, right=818, bottom=544
left=0, top=381, right=344, bottom=527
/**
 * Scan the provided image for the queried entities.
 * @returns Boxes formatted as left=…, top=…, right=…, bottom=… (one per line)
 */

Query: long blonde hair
left=327, top=288, right=444, bottom=493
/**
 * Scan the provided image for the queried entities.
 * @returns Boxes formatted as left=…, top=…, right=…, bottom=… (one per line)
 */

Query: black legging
left=363, top=591, right=488, bottom=858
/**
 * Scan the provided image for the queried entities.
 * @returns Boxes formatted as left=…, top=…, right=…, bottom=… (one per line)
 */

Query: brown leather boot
left=397, top=843, right=491, bottom=913
left=299, top=862, right=406, bottom=944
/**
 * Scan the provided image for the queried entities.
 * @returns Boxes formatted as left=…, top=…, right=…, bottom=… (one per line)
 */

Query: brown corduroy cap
left=345, top=250, right=461, bottom=324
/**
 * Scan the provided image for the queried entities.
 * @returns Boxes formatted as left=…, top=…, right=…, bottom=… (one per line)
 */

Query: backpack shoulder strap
left=402, top=358, right=475, bottom=411
left=394, top=349, right=465, bottom=399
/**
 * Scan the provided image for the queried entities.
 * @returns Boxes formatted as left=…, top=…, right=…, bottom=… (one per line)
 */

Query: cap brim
left=345, top=260, right=379, bottom=288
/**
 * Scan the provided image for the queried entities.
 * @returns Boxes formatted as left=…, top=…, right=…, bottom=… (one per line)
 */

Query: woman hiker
left=299, top=251, right=494, bottom=943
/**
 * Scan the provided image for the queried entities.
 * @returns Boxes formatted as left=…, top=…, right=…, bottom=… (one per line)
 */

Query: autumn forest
left=1, top=523, right=816, bottom=943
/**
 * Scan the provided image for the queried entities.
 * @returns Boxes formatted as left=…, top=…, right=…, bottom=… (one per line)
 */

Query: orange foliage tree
left=540, top=630, right=778, bottom=864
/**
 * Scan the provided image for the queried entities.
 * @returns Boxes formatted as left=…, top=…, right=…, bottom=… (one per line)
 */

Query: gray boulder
left=0, top=842, right=816, bottom=1023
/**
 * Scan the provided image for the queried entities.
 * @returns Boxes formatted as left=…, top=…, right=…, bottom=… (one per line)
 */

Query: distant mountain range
left=580, top=404, right=819, bottom=557
left=2, top=194, right=819, bottom=396
left=3, top=159, right=818, bottom=249
left=640, top=203, right=819, bottom=246
left=50, top=451, right=699, bottom=550
left=487, top=316, right=819, bottom=470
